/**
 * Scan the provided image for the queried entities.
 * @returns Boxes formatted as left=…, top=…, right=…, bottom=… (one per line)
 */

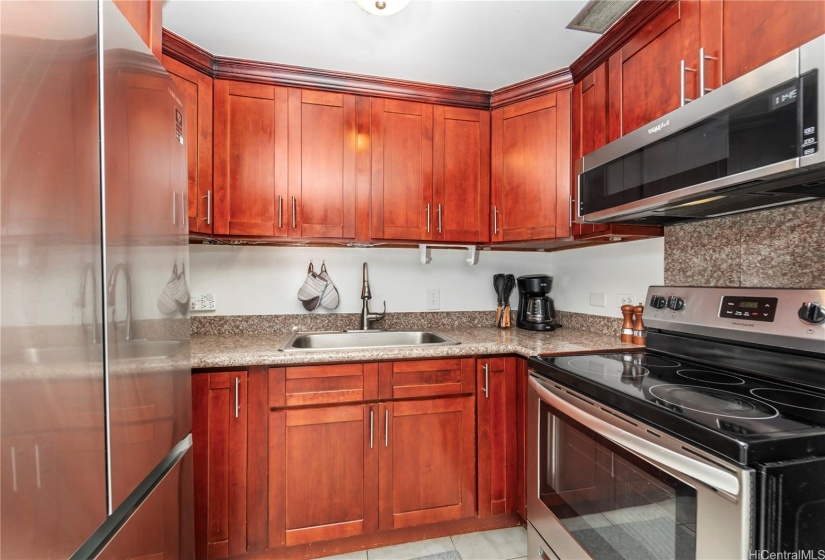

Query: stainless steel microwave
left=576, top=35, right=825, bottom=225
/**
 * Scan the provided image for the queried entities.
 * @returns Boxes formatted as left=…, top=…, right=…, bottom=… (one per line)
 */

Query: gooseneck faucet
left=360, top=262, right=386, bottom=331
left=107, top=263, right=133, bottom=341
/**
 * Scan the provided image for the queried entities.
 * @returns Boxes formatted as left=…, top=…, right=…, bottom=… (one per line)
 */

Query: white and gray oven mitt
left=318, top=262, right=340, bottom=310
left=297, top=262, right=329, bottom=311
left=157, top=263, right=191, bottom=315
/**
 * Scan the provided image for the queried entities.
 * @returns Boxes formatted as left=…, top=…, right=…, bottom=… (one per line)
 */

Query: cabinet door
left=716, top=0, right=825, bottom=84
left=162, top=56, right=213, bottom=235
left=113, top=0, right=162, bottom=59
left=287, top=89, right=357, bottom=239
left=477, top=358, right=518, bottom=517
left=371, top=99, right=434, bottom=241
left=192, top=372, right=247, bottom=560
left=378, top=397, right=475, bottom=530
left=491, top=91, right=571, bottom=242
left=269, top=404, right=378, bottom=547
left=572, top=64, right=610, bottom=238
left=213, top=80, right=288, bottom=236
left=607, top=3, right=695, bottom=136
left=433, top=106, right=490, bottom=243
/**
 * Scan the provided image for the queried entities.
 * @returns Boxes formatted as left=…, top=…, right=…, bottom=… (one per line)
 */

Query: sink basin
left=280, top=330, right=460, bottom=352
left=6, top=339, right=186, bottom=365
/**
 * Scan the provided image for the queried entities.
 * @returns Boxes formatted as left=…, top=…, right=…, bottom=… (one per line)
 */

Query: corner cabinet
left=491, top=90, right=571, bottom=243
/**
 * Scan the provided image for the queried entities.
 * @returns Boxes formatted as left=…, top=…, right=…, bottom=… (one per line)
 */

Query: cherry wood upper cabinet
left=287, top=89, right=357, bottom=239
left=192, top=372, right=248, bottom=560
left=491, top=90, right=571, bottom=242
left=378, top=397, right=476, bottom=531
left=371, top=99, right=434, bottom=241
left=607, top=2, right=700, bottom=136
left=477, top=358, right=518, bottom=518
left=433, top=106, right=490, bottom=243
left=713, top=0, right=825, bottom=84
left=268, top=404, right=378, bottom=548
left=162, top=56, right=213, bottom=235
left=213, top=80, right=289, bottom=237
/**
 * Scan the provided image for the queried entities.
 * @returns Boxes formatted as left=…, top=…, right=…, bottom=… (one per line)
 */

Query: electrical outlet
left=617, top=294, right=637, bottom=307
left=191, top=293, right=216, bottom=311
left=426, top=288, right=440, bottom=310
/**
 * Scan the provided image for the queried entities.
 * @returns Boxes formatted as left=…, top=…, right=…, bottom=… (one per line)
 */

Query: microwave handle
left=528, top=376, right=740, bottom=496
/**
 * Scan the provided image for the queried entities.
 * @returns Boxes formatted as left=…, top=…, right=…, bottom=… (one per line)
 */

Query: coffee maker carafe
left=516, top=275, right=557, bottom=331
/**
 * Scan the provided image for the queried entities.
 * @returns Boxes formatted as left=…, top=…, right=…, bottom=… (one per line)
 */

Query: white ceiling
left=162, top=1, right=603, bottom=91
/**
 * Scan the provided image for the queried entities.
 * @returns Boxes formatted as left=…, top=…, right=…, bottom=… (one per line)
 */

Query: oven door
left=527, top=374, right=753, bottom=560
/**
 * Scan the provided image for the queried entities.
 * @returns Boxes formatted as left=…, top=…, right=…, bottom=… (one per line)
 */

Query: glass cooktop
left=529, top=352, right=825, bottom=465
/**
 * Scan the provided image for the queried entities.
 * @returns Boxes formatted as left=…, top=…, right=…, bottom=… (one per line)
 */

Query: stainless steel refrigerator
left=1, top=1, right=193, bottom=558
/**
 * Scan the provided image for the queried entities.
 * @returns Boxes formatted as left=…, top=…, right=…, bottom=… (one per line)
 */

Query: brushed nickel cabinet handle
left=483, top=363, right=489, bottom=398
left=426, top=203, right=431, bottom=234
left=234, top=377, right=240, bottom=419
left=437, top=204, right=442, bottom=233
left=681, top=59, right=696, bottom=106
left=34, top=444, right=41, bottom=489
left=384, top=408, right=389, bottom=447
left=172, top=191, right=177, bottom=225
left=493, top=205, right=499, bottom=235
left=10, top=446, right=17, bottom=492
left=278, top=195, right=283, bottom=229
left=291, top=196, right=297, bottom=229
left=369, top=409, right=374, bottom=449
left=699, top=47, right=717, bottom=96
left=205, top=190, right=212, bottom=225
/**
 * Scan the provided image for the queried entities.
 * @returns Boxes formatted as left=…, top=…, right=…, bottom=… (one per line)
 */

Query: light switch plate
left=426, top=288, right=440, bottom=310
left=589, top=292, right=606, bottom=307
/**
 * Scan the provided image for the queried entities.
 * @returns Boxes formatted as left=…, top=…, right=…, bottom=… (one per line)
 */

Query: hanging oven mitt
left=297, top=262, right=329, bottom=311
left=172, top=262, right=191, bottom=314
left=318, top=262, right=340, bottom=310
left=157, top=264, right=179, bottom=314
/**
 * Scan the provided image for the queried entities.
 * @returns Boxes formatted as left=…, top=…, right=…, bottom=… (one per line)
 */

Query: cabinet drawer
left=379, top=358, right=475, bottom=399
left=269, top=363, right=378, bottom=408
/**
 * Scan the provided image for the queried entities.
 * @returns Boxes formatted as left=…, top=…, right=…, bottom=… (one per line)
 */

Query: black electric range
left=528, top=286, right=825, bottom=466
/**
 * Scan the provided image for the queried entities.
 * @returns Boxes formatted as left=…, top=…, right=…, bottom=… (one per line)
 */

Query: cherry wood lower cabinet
left=477, top=358, right=518, bottom=517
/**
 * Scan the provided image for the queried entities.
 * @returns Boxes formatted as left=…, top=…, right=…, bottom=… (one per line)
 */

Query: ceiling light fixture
left=354, top=0, right=411, bottom=17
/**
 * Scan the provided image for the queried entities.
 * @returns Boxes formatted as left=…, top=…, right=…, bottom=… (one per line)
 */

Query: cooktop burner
left=529, top=351, right=825, bottom=464
left=649, top=385, right=778, bottom=419
left=676, top=369, right=745, bottom=385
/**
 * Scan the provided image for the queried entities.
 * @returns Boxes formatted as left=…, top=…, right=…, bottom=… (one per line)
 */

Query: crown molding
left=490, top=68, right=573, bottom=109
left=161, top=28, right=214, bottom=74
left=213, top=56, right=491, bottom=109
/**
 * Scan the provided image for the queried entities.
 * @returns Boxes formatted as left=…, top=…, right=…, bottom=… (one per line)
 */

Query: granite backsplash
left=664, top=199, right=825, bottom=288
left=190, top=309, right=622, bottom=337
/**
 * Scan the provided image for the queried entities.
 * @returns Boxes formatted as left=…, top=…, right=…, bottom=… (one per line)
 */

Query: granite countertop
left=192, top=326, right=641, bottom=369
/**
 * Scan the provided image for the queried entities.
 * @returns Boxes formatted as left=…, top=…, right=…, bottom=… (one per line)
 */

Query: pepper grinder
left=621, top=304, right=635, bottom=343
left=632, top=304, right=647, bottom=346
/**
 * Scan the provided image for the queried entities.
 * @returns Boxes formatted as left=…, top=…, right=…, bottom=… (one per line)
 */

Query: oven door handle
left=528, top=376, right=741, bottom=496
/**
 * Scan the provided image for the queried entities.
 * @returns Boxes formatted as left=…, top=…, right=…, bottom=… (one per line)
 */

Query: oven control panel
left=719, top=295, right=778, bottom=322
left=643, top=286, right=825, bottom=355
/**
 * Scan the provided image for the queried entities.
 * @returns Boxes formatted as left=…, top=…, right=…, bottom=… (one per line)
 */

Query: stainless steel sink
left=280, top=330, right=460, bottom=352
left=7, top=339, right=185, bottom=365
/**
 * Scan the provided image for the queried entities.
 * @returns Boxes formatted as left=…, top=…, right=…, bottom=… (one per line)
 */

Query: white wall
left=189, top=238, right=664, bottom=319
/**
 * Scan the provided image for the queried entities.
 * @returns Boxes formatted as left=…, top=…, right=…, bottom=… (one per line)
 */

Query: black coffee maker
left=516, top=275, right=557, bottom=331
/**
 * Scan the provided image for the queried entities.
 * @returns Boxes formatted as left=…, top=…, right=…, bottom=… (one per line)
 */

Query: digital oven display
left=720, top=296, right=778, bottom=322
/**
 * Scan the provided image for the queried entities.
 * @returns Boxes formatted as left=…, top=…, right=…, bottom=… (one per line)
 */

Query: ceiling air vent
left=566, top=0, right=638, bottom=34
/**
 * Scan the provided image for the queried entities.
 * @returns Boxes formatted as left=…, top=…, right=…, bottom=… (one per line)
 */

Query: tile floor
left=319, top=526, right=528, bottom=560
